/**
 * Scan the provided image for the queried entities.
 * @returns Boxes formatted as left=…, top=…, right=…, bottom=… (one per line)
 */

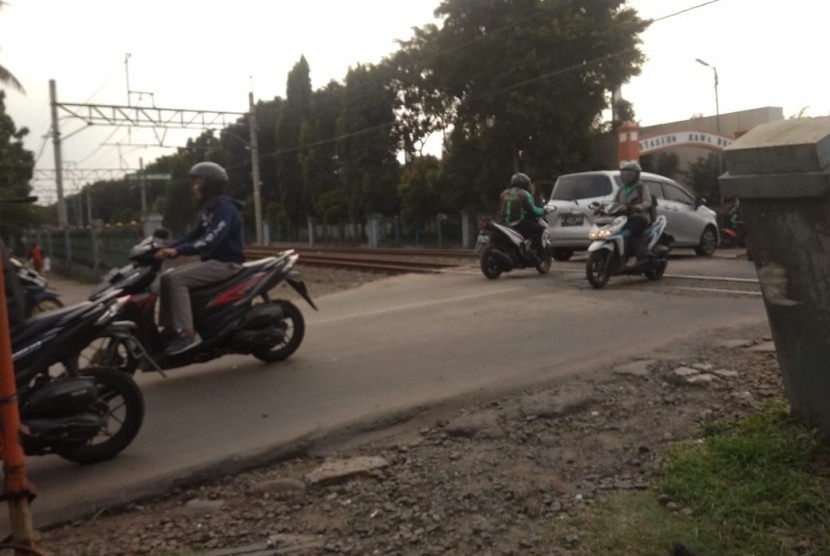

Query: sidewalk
left=43, top=273, right=96, bottom=306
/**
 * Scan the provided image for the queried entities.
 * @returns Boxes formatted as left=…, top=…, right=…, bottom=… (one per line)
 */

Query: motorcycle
left=9, top=255, right=63, bottom=317
left=584, top=202, right=672, bottom=289
left=84, top=229, right=318, bottom=375
left=475, top=215, right=553, bottom=279
left=10, top=290, right=145, bottom=463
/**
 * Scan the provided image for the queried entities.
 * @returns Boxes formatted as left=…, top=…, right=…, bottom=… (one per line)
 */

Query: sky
left=1, top=0, right=828, bottom=203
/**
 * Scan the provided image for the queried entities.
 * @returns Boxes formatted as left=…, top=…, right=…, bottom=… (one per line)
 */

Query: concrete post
left=720, top=116, right=830, bottom=433
left=461, top=212, right=474, bottom=250
left=366, top=214, right=383, bottom=248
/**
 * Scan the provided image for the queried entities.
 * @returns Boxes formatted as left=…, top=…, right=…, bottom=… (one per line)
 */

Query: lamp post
left=696, top=58, right=723, bottom=176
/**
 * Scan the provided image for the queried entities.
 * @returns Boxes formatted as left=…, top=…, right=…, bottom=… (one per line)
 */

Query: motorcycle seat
left=13, top=302, right=96, bottom=347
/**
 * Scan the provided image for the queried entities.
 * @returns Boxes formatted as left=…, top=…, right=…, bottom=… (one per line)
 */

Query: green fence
left=34, top=226, right=143, bottom=280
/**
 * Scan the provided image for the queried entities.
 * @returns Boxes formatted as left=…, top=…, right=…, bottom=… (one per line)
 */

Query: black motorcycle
left=475, top=215, right=553, bottom=279
left=83, top=229, right=317, bottom=375
left=9, top=256, right=63, bottom=317
left=11, top=291, right=145, bottom=463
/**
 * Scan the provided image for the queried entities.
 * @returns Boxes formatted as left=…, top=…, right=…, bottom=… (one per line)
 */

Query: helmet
left=510, top=172, right=532, bottom=191
left=620, top=161, right=641, bottom=187
left=189, top=161, right=228, bottom=197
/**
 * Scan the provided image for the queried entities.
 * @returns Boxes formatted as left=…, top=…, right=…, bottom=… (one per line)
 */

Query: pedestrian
left=29, top=243, right=44, bottom=275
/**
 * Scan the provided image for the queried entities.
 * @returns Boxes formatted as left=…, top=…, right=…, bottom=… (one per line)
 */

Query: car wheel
left=695, top=226, right=718, bottom=257
left=551, top=248, right=574, bottom=262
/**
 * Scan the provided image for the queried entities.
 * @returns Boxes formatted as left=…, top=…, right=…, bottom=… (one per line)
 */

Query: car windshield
left=551, top=175, right=613, bottom=200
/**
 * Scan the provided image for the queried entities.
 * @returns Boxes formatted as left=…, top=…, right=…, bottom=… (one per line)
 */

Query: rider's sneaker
left=165, top=333, right=202, bottom=355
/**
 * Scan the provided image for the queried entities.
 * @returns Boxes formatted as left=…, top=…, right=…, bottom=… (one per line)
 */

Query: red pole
left=0, top=254, right=40, bottom=555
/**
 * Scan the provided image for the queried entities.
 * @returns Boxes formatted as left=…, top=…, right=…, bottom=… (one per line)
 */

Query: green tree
left=398, top=155, right=443, bottom=222
left=641, top=152, right=680, bottom=180
left=276, top=57, right=312, bottom=234
left=0, top=1, right=24, bottom=94
left=0, top=91, right=35, bottom=239
left=684, top=153, right=720, bottom=204
left=336, top=63, right=401, bottom=221
left=300, top=81, right=345, bottom=219
left=396, top=0, right=647, bottom=212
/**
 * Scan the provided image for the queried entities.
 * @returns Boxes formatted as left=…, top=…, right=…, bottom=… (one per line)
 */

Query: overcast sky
left=1, top=0, right=828, bottom=201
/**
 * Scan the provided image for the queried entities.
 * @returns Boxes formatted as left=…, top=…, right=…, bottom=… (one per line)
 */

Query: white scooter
left=475, top=215, right=553, bottom=279
left=584, top=202, right=672, bottom=289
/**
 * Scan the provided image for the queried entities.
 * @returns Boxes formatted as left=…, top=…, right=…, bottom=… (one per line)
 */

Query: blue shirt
left=172, top=196, right=246, bottom=263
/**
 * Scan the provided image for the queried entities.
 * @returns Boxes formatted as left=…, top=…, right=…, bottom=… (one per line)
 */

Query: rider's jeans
left=159, top=259, right=241, bottom=333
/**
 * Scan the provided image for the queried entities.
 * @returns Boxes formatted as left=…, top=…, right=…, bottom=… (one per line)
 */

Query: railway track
left=245, top=245, right=470, bottom=274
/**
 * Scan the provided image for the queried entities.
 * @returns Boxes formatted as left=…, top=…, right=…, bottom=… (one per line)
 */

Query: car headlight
left=589, top=228, right=611, bottom=241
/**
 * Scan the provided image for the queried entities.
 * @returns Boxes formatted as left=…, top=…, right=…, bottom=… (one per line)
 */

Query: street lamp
left=696, top=58, right=723, bottom=177
left=695, top=58, right=721, bottom=135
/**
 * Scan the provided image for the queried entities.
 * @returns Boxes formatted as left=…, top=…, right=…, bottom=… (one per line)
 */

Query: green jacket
left=497, top=187, right=545, bottom=225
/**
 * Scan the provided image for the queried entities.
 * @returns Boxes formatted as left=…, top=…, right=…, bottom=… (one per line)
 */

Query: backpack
left=637, top=183, right=658, bottom=223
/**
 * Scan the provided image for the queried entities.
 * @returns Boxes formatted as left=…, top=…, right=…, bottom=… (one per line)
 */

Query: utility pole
left=49, top=79, right=67, bottom=229
left=248, top=92, right=263, bottom=244
left=139, top=158, right=147, bottom=215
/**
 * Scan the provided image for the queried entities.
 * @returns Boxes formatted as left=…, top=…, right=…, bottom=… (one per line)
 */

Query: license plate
left=474, top=234, right=490, bottom=255
left=560, top=213, right=584, bottom=226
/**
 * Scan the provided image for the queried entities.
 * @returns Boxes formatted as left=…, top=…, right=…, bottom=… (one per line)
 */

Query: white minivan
left=544, top=170, right=719, bottom=261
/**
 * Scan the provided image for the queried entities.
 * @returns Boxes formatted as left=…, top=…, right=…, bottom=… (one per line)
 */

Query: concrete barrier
left=720, top=116, right=830, bottom=433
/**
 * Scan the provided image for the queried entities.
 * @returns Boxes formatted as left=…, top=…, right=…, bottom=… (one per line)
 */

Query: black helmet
left=510, top=172, right=532, bottom=191
left=189, top=161, right=228, bottom=197
left=620, top=161, right=641, bottom=187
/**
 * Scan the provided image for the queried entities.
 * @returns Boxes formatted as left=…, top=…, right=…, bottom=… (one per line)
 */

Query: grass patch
left=574, top=401, right=830, bottom=555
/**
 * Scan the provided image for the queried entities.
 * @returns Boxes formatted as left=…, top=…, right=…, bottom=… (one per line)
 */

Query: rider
left=497, top=172, right=546, bottom=260
left=155, top=162, right=246, bottom=355
left=615, top=161, right=653, bottom=262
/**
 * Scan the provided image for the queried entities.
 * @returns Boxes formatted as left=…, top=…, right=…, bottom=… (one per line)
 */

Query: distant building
left=637, top=106, right=785, bottom=171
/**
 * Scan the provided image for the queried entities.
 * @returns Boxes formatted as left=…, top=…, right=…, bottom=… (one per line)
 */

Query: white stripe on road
left=312, top=287, right=522, bottom=325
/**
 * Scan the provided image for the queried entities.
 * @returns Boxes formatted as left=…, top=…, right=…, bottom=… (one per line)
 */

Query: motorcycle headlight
left=589, top=228, right=611, bottom=241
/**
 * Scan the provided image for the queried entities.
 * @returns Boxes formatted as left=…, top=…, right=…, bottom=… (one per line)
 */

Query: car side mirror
left=695, top=197, right=706, bottom=208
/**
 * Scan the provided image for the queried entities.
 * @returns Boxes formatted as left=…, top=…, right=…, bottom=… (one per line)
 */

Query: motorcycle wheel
left=57, top=366, right=145, bottom=464
left=586, top=250, right=612, bottom=289
left=79, top=337, right=140, bottom=375
left=479, top=246, right=503, bottom=280
left=252, top=300, right=305, bottom=363
left=535, top=249, right=552, bottom=275
left=30, top=298, right=63, bottom=315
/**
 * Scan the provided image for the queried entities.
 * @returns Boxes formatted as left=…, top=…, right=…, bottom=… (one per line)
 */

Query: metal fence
left=31, top=212, right=484, bottom=280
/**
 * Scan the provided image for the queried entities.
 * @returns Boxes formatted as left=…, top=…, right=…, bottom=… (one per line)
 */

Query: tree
left=276, top=57, right=313, bottom=234
left=0, top=91, right=35, bottom=239
left=398, top=155, right=443, bottom=222
left=684, top=153, right=720, bottom=205
left=396, top=0, right=647, bottom=211
left=0, top=1, right=24, bottom=94
left=641, top=152, right=680, bottom=180
left=300, top=80, right=345, bottom=220
left=336, top=64, right=401, bottom=220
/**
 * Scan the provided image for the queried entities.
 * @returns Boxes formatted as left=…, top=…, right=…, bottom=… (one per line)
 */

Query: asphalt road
left=15, top=254, right=766, bottom=531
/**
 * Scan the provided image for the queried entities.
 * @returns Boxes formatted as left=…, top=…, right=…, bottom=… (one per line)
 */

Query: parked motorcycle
left=84, top=229, right=318, bottom=375
left=584, top=202, right=672, bottom=289
left=9, top=255, right=63, bottom=316
left=475, top=215, right=553, bottom=279
left=10, top=291, right=145, bottom=463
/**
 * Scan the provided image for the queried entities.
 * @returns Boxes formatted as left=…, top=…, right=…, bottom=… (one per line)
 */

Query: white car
left=544, top=170, right=719, bottom=261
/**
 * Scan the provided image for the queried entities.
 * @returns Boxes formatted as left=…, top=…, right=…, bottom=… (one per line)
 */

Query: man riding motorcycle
left=497, top=172, right=546, bottom=261
left=615, top=161, right=653, bottom=263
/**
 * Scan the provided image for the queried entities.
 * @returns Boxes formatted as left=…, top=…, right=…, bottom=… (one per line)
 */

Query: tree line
left=5, top=0, right=658, bottom=241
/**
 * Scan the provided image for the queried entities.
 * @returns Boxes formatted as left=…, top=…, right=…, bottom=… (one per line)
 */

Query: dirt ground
left=31, top=267, right=782, bottom=556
